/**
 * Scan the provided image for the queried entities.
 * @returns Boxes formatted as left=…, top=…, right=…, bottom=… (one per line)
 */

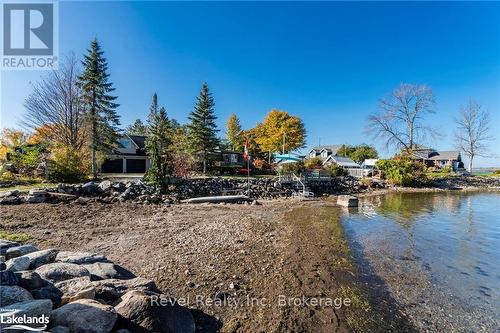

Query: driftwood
left=181, top=195, right=251, bottom=204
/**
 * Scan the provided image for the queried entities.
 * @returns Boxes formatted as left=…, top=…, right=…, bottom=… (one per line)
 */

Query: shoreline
left=1, top=197, right=414, bottom=332
left=1, top=182, right=499, bottom=331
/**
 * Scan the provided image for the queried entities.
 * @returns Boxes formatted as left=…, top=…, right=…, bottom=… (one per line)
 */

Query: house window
left=119, top=138, right=131, bottom=148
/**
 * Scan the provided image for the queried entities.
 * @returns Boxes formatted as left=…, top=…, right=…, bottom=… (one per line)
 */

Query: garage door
left=126, top=159, right=146, bottom=173
left=101, top=159, right=123, bottom=173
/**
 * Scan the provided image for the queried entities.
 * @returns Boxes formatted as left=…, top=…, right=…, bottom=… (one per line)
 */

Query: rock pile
left=0, top=176, right=387, bottom=205
left=0, top=239, right=195, bottom=333
left=431, top=175, right=500, bottom=189
left=0, top=178, right=299, bottom=205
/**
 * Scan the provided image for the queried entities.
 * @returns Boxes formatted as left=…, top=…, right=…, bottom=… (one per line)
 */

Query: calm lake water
left=341, top=191, right=500, bottom=332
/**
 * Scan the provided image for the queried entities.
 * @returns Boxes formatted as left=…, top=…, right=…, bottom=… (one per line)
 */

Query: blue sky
left=1, top=1, right=499, bottom=166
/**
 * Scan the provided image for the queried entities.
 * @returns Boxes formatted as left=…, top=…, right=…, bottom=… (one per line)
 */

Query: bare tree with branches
left=455, top=101, right=492, bottom=172
left=23, top=54, right=88, bottom=150
left=367, top=83, right=436, bottom=153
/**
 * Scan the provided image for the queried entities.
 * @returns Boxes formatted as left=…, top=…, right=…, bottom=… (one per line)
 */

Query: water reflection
left=341, top=192, right=500, bottom=328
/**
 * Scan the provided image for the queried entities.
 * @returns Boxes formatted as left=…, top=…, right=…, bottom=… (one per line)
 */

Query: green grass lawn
left=472, top=172, right=500, bottom=177
left=0, top=231, right=31, bottom=242
left=0, top=182, right=59, bottom=193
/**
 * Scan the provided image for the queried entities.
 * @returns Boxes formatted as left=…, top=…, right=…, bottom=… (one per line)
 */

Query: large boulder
left=5, top=244, right=38, bottom=260
left=31, top=285, right=64, bottom=307
left=92, top=277, right=160, bottom=304
left=56, top=251, right=108, bottom=265
left=0, top=270, right=19, bottom=285
left=0, top=285, right=34, bottom=306
left=82, top=182, right=99, bottom=196
left=26, top=189, right=48, bottom=203
left=55, top=276, right=96, bottom=305
left=50, top=299, right=117, bottom=333
left=15, top=271, right=49, bottom=290
left=83, top=262, right=135, bottom=281
left=114, top=290, right=195, bottom=333
left=0, top=239, right=20, bottom=255
left=98, top=180, right=113, bottom=192
left=20, top=249, right=58, bottom=269
left=35, top=262, right=90, bottom=283
left=5, top=255, right=30, bottom=271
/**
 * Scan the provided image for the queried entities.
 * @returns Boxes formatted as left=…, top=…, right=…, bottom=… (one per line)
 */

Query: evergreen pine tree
left=78, top=38, right=120, bottom=178
left=145, top=94, right=172, bottom=186
left=226, top=113, right=243, bottom=151
left=187, top=82, right=219, bottom=174
left=126, top=119, right=148, bottom=136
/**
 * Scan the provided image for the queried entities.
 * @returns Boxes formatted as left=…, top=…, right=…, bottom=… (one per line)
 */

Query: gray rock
left=5, top=244, right=38, bottom=260
left=114, top=290, right=195, bottom=333
left=337, top=195, right=359, bottom=207
left=98, top=180, right=112, bottom=192
left=83, top=262, right=135, bottom=280
left=15, top=271, right=49, bottom=290
left=50, top=299, right=117, bottom=333
left=5, top=255, right=30, bottom=271
left=26, top=195, right=47, bottom=203
left=56, top=251, right=107, bottom=265
left=0, top=270, right=18, bottom=285
left=82, top=182, right=99, bottom=195
left=0, top=239, right=19, bottom=253
left=31, top=285, right=64, bottom=307
left=0, top=196, right=22, bottom=204
left=55, top=276, right=96, bottom=305
left=0, top=189, right=19, bottom=197
left=0, top=285, right=34, bottom=306
left=35, top=262, right=90, bottom=283
left=21, top=249, right=59, bottom=269
left=92, top=277, right=160, bottom=303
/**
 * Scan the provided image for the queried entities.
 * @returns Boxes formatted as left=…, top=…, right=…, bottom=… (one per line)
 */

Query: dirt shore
left=0, top=199, right=413, bottom=332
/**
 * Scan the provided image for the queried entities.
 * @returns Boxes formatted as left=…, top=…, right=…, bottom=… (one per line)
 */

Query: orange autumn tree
left=254, top=109, right=306, bottom=159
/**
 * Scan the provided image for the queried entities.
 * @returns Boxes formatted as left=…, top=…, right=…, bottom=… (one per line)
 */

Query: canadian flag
left=243, top=140, right=249, bottom=161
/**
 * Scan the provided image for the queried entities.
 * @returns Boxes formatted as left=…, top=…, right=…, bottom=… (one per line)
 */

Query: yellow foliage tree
left=254, top=109, right=306, bottom=156
left=0, top=128, right=28, bottom=160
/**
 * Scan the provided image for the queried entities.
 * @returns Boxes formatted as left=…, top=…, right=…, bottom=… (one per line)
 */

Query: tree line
left=0, top=39, right=307, bottom=184
left=366, top=83, right=493, bottom=172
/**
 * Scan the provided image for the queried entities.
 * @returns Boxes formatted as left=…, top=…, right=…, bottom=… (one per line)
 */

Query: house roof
left=323, top=155, right=360, bottom=168
left=128, top=135, right=147, bottom=149
left=429, top=151, right=460, bottom=161
left=310, top=145, right=343, bottom=153
left=411, top=144, right=433, bottom=151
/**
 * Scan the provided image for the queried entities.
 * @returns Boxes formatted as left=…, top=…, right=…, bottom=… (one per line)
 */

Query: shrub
left=0, top=170, right=16, bottom=181
left=328, top=164, right=348, bottom=177
left=253, top=158, right=269, bottom=170
left=280, top=161, right=305, bottom=175
left=493, top=169, right=500, bottom=175
left=376, top=158, right=427, bottom=187
left=440, top=166, right=452, bottom=174
left=9, top=144, right=45, bottom=177
left=304, top=157, right=323, bottom=170
left=48, top=146, right=90, bottom=182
